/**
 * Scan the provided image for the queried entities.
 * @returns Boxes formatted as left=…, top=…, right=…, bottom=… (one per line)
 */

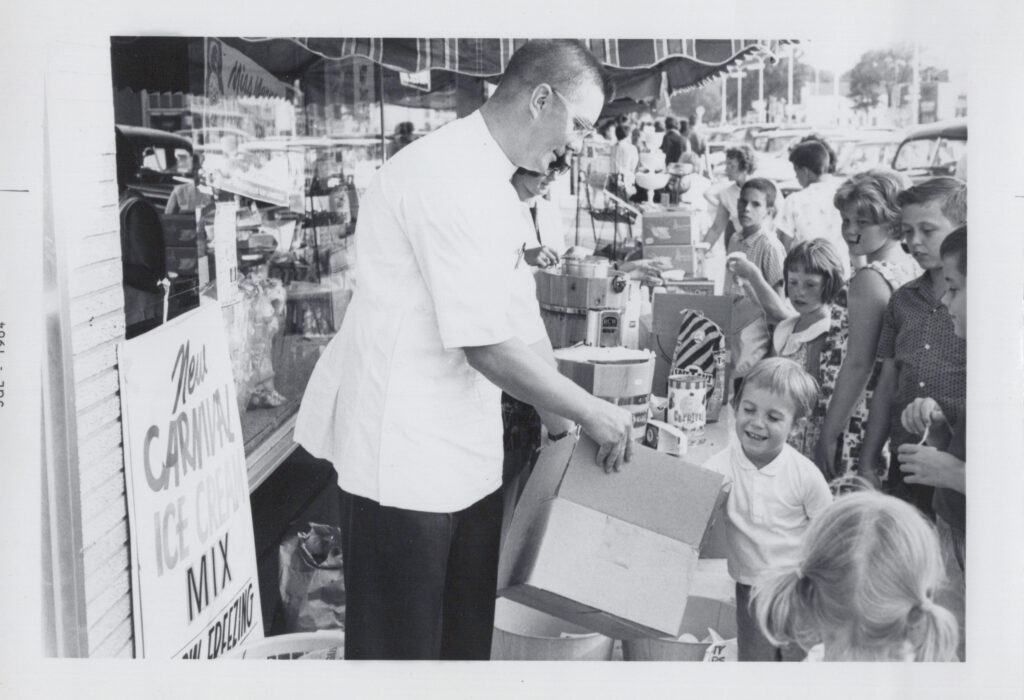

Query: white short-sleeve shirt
left=778, top=178, right=849, bottom=277
left=294, top=111, right=526, bottom=513
left=704, top=439, right=833, bottom=585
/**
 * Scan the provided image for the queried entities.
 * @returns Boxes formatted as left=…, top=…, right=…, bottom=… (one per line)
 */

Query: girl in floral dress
left=815, top=170, right=920, bottom=481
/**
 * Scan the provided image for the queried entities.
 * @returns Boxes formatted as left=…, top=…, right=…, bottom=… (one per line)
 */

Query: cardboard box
left=641, top=208, right=698, bottom=246
left=643, top=420, right=688, bottom=456
left=498, top=435, right=728, bottom=639
left=641, top=244, right=701, bottom=277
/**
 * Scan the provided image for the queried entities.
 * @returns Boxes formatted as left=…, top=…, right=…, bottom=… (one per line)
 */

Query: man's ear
left=529, top=84, right=553, bottom=120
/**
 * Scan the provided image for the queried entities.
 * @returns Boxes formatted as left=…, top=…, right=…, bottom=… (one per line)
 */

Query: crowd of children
left=696, top=156, right=967, bottom=662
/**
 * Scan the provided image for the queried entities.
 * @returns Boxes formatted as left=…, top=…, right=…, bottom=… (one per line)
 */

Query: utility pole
left=910, top=42, right=921, bottom=126
left=721, top=76, right=727, bottom=126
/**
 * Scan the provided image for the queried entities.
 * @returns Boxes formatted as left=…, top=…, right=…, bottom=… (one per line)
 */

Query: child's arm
left=900, top=397, right=952, bottom=449
left=729, top=255, right=793, bottom=324
left=858, top=358, right=897, bottom=487
left=802, top=466, right=834, bottom=520
left=815, top=270, right=890, bottom=478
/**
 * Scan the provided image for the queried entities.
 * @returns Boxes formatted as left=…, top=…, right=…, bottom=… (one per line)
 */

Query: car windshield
left=893, top=138, right=937, bottom=170
left=839, top=142, right=898, bottom=173
left=758, top=135, right=799, bottom=153
left=141, top=146, right=193, bottom=175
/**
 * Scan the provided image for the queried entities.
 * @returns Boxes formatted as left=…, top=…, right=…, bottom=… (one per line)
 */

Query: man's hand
left=525, top=245, right=560, bottom=269
left=901, top=397, right=945, bottom=437
left=897, top=444, right=965, bottom=492
left=580, top=398, right=634, bottom=473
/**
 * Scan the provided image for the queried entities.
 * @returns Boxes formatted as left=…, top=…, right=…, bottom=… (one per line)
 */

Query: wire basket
left=226, top=631, right=345, bottom=660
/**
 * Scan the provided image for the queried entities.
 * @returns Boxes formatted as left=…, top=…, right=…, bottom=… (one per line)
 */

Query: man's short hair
left=615, top=124, right=630, bottom=141
left=789, top=141, right=830, bottom=176
left=940, top=225, right=967, bottom=276
left=733, top=357, right=820, bottom=420
left=494, top=40, right=613, bottom=103
left=665, top=116, right=679, bottom=131
left=740, top=177, right=777, bottom=210
left=725, top=144, right=757, bottom=174
left=897, top=177, right=967, bottom=227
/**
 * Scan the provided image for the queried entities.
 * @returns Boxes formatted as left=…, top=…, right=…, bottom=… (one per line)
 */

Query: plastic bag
left=702, top=628, right=738, bottom=662
left=278, top=523, right=346, bottom=632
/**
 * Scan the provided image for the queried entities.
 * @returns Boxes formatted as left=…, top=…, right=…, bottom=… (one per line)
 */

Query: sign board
left=399, top=69, right=432, bottom=92
left=117, top=305, right=264, bottom=658
left=204, top=37, right=288, bottom=101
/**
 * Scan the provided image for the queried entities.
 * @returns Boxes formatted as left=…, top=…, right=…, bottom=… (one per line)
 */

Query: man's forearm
left=464, top=338, right=597, bottom=426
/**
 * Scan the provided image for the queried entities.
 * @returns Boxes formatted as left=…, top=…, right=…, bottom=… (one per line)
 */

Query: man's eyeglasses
left=547, top=150, right=571, bottom=174
left=550, top=87, right=595, bottom=138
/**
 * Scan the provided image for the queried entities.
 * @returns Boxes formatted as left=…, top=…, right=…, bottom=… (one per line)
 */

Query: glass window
left=893, top=138, right=937, bottom=170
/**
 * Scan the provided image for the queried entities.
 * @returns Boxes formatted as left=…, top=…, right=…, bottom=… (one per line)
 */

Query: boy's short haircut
left=833, top=168, right=911, bottom=236
left=788, top=141, right=830, bottom=177
left=798, top=134, right=838, bottom=174
left=939, top=225, right=967, bottom=275
left=615, top=124, right=629, bottom=141
left=741, top=177, right=777, bottom=210
left=784, top=239, right=846, bottom=303
left=896, top=176, right=967, bottom=227
left=732, top=357, right=820, bottom=420
left=725, top=144, right=757, bottom=174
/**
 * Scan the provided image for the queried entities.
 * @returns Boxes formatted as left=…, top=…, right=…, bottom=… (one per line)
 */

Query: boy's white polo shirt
left=704, top=439, right=832, bottom=585
left=294, top=111, right=525, bottom=513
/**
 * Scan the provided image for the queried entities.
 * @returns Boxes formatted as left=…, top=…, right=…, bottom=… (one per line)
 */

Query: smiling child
left=704, top=358, right=832, bottom=661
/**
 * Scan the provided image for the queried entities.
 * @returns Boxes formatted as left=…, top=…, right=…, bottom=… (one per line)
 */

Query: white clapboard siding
left=82, top=519, right=129, bottom=580
left=76, top=395, right=123, bottom=449
left=72, top=340, right=118, bottom=386
left=49, top=36, right=134, bottom=657
left=69, top=284, right=123, bottom=329
left=87, top=597, right=134, bottom=658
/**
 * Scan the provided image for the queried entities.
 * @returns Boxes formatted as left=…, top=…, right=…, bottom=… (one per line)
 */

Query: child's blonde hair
left=732, top=357, right=819, bottom=420
left=752, top=491, right=958, bottom=661
left=833, top=168, right=912, bottom=237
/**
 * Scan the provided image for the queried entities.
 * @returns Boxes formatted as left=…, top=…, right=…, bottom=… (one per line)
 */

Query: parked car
left=836, top=134, right=903, bottom=176
left=115, top=125, right=194, bottom=208
left=891, top=119, right=967, bottom=182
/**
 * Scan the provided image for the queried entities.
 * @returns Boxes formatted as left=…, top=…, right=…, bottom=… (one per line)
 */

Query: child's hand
left=897, top=443, right=965, bottom=492
left=900, top=397, right=946, bottom=437
left=524, top=245, right=560, bottom=268
left=727, top=254, right=760, bottom=281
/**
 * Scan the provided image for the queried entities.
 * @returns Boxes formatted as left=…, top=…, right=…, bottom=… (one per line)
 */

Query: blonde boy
left=704, top=357, right=832, bottom=661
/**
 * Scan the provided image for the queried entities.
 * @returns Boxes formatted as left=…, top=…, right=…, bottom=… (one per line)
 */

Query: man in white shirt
left=776, top=140, right=851, bottom=277
left=294, top=40, right=631, bottom=660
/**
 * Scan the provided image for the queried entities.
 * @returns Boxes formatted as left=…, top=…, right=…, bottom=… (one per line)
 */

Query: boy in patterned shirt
left=858, top=177, right=966, bottom=518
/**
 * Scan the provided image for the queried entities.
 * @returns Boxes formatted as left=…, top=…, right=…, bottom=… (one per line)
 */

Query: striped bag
left=671, top=310, right=725, bottom=404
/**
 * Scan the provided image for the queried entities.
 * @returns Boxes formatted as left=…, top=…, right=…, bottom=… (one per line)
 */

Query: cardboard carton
left=497, top=435, right=728, bottom=639
left=643, top=420, right=688, bottom=456
left=641, top=208, right=698, bottom=246
left=641, top=244, right=701, bottom=277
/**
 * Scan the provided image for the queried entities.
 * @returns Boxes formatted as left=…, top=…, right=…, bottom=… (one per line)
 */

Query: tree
left=847, top=46, right=915, bottom=111
left=669, top=50, right=816, bottom=124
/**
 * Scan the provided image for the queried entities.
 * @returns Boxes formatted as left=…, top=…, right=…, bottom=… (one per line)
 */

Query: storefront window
left=112, top=36, right=461, bottom=478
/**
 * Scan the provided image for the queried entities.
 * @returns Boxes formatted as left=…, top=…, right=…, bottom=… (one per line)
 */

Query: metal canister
left=585, top=308, right=623, bottom=347
left=668, top=366, right=710, bottom=435
left=705, top=350, right=729, bottom=422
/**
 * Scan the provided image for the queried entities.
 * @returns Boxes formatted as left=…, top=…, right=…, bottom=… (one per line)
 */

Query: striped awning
left=275, top=37, right=791, bottom=94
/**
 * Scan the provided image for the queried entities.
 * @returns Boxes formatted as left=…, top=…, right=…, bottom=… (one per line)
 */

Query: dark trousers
left=735, top=583, right=805, bottom=662
left=338, top=487, right=503, bottom=660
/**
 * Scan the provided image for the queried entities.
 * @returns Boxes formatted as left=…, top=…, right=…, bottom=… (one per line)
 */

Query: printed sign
left=399, top=69, right=432, bottom=92
left=204, top=37, right=288, bottom=101
left=117, top=305, right=264, bottom=658
left=213, top=202, right=239, bottom=305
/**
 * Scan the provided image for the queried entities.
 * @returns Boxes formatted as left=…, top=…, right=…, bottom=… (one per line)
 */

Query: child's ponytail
left=753, top=568, right=818, bottom=650
left=906, top=598, right=959, bottom=661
